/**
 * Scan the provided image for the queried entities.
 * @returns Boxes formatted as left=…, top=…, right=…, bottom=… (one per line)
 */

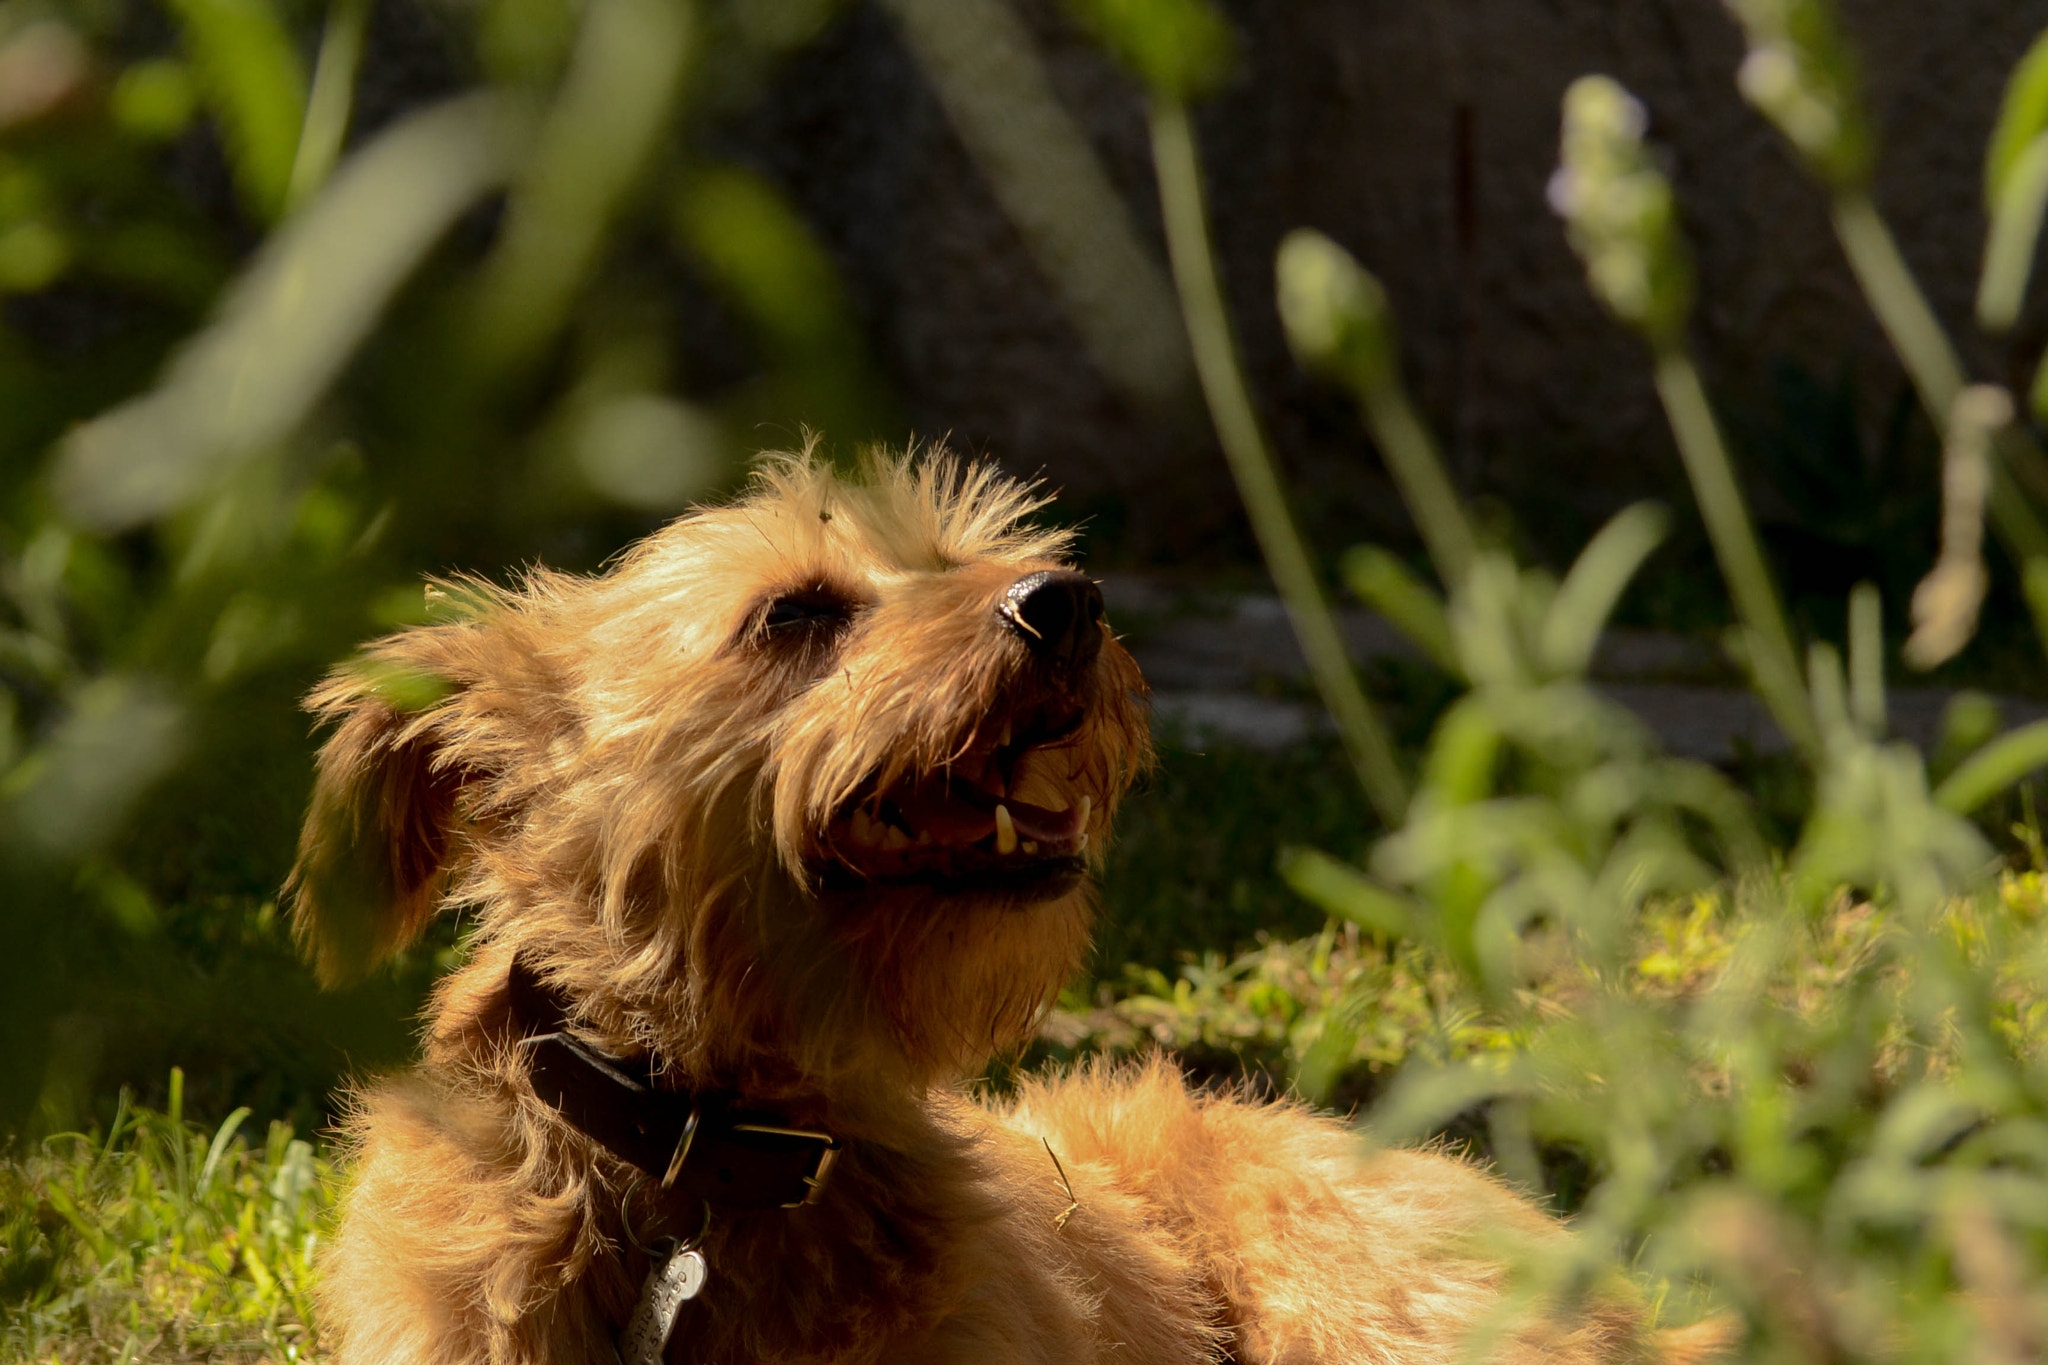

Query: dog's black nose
left=1001, top=571, right=1105, bottom=672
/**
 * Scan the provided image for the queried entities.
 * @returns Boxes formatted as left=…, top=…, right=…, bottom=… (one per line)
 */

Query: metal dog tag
left=617, top=1243, right=706, bottom=1365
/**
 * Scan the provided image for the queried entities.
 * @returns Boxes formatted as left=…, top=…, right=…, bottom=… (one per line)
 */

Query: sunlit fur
left=289, top=450, right=1729, bottom=1365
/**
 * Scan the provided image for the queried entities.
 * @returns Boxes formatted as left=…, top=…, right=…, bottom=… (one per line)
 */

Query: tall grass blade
left=1988, top=29, right=2048, bottom=213
left=197, top=1106, right=252, bottom=1196
left=1977, top=132, right=2048, bottom=333
left=1275, top=230, right=1479, bottom=585
left=1829, top=194, right=2048, bottom=567
left=1833, top=195, right=1965, bottom=414
left=883, top=0, right=1191, bottom=406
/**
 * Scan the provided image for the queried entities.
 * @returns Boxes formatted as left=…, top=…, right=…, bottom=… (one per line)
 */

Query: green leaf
left=1290, top=1011, right=1357, bottom=1106
left=284, top=0, right=373, bottom=211
left=163, top=0, right=310, bottom=223
left=469, top=0, right=695, bottom=374
left=1930, top=691, right=2002, bottom=782
left=1988, top=28, right=2048, bottom=206
left=0, top=219, right=69, bottom=292
left=673, top=164, right=859, bottom=359
left=355, top=658, right=454, bottom=714
left=1366, top=1054, right=1527, bottom=1147
left=1978, top=130, right=2048, bottom=333
left=109, top=60, right=200, bottom=141
left=1420, top=699, right=1501, bottom=809
left=1847, top=581, right=1885, bottom=738
left=1341, top=545, right=1457, bottom=674
left=1064, top=0, right=1233, bottom=100
left=1278, top=846, right=1418, bottom=941
left=4, top=676, right=185, bottom=858
left=478, top=0, right=578, bottom=84
left=56, top=93, right=531, bottom=530
left=1932, top=718, right=2048, bottom=814
left=1538, top=501, right=1667, bottom=676
left=197, top=1108, right=253, bottom=1196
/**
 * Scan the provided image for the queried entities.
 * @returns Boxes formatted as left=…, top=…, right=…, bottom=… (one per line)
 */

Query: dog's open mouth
left=819, top=704, right=1094, bottom=894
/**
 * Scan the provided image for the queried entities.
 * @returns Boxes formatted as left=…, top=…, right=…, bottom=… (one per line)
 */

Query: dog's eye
left=759, top=589, right=854, bottom=638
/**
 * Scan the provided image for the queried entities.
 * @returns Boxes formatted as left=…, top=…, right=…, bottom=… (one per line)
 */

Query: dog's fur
left=291, top=453, right=1725, bottom=1364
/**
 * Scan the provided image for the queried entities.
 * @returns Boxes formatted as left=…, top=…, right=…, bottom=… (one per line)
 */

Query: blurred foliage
left=13, top=0, right=2048, bottom=1358
left=1055, top=872, right=2048, bottom=1150
left=0, top=0, right=904, bottom=1135
left=1100, top=0, right=2048, bottom=1353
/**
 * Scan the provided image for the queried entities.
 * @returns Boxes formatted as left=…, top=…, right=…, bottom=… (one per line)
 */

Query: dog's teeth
left=1000, top=721, right=1013, bottom=748
left=995, top=804, right=1018, bottom=855
left=1080, top=794, right=1092, bottom=826
left=884, top=826, right=911, bottom=850
left=1022, top=839, right=1038, bottom=855
left=1077, top=829, right=1089, bottom=851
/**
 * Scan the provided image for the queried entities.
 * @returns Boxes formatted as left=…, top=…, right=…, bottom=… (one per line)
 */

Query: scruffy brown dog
left=290, top=453, right=1722, bottom=1365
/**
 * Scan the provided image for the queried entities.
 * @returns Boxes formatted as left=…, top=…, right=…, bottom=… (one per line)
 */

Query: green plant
left=0, top=0, right=902, bottom=1132
left=1, top=1068, right=332, bottom=1362
left=1068, top=0, right=2048, bottom=1353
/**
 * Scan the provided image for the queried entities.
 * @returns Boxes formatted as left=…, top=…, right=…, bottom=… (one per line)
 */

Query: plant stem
left=1832, top=194, right=2048, bottom=562
left=1148, top=98, right=1408, bottom=823
left=1651, top=350, right=1821, bottom=757
left=1354, top=377, right=1478, bottom=587
left=1831, top=195, right=1966, bottom=413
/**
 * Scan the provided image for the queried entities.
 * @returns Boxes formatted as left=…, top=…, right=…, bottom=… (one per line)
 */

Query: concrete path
left=1098, top=575, right=2048, bottom=762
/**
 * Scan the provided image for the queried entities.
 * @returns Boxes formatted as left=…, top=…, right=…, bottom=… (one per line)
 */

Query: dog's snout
left=1000, top=571, right=1104, bottom=672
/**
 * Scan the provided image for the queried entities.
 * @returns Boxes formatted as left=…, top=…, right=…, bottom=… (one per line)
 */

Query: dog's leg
left=1006, top=1061, right=1681, bottom=1365
left=319, top=1075, right=618, bottom=1365
left=881, top=1105, right=1224, bottom=1365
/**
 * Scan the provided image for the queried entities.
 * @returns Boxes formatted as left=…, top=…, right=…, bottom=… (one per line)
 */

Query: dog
left=289, top=452, right=1726, bottom=1364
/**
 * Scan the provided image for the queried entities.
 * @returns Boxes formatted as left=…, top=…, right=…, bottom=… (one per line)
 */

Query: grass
left=1066, top=870, right=2048, bottom=1094
left=20, top=873, right=2047, bottom=1359
left=1088, top=732, right=1369, bottom=977
left=1, top=1070, right=330, bottom=1365
left=0, top=733, right=1356, bottom=1361
left=13, top=726, right=2046, bottom=1361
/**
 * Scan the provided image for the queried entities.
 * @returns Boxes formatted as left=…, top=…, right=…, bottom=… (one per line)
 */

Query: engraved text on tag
left=617, top=1244, right=707, bottom=1365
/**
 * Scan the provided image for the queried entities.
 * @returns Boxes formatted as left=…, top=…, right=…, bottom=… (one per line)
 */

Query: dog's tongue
left=1004, top=798, right=1084, bottom=843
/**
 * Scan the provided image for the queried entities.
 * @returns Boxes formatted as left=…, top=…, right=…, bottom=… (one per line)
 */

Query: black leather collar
left=507, top=955, right=839, bottom=1211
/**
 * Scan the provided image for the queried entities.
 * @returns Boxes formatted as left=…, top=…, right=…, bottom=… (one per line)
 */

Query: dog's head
left=288, top=453, right=1149, bottom=1084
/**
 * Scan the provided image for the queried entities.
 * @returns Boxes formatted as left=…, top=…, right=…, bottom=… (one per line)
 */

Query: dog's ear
left=287, top=633, right=476, bottom=987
